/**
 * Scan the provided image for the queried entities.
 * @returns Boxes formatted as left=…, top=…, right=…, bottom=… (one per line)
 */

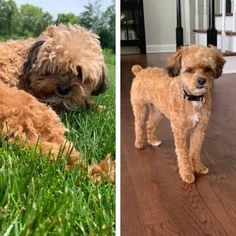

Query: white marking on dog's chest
left=190, top=113, right=200, bottom=126
left=192, top=101, right=203, bottom=108
left=189, top=101, right=203, bottom=126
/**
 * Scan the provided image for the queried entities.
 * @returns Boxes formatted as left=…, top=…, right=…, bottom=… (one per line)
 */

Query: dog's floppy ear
left=19, top=40, right=45, bottom=89
left=209, top=46, right=225, bottom=79
left=166, top=47, right=184, bottom=77
left=76, top=65, right=83, bottom=82
left=23, top=40, right=45, bottom=75
left=91, top=65, right=108, bottom=96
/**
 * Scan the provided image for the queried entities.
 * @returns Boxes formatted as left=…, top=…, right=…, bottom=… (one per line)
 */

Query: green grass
left=0, top=52, right=115, bottom=236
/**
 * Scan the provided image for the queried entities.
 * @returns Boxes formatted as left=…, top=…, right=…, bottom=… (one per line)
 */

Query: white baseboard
left=147, top=44, right=176, bottom=53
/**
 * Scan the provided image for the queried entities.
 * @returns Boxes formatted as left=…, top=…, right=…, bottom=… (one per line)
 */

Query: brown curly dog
left=130, top=45, right=225, bottom=183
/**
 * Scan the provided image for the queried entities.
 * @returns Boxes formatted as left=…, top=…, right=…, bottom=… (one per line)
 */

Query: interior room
left=121, top=0, right=236, bottom=235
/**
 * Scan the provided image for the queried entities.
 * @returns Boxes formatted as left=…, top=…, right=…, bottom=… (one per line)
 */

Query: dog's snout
left=197, top=77, right=206, bottom=86
left=57, top=84, right=71, bottom=95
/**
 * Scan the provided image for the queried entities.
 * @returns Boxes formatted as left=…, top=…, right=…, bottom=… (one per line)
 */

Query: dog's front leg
left=189, top=123, right=209, bottom=175
left=171, top=124, right=195, bottom=183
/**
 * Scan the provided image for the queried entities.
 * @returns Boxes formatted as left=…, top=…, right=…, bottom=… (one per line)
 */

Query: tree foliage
left=56, top=13, right=80, bottom=25
left=100, top=1, right=115, bottom=50
left=80, top=0, right=115, bottom=51
left=0, top=0, right=115, bottom=50
left=80, top=0, right=102, bottom=33
left=0, top=0, right=19, bottom=39
left=19, top=4, right=53, bottom=37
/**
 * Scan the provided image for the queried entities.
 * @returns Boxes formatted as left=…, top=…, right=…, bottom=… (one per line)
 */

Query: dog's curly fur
left=0, top=24, right=108, bottom=110
left=0, top=80, right=114, bottom=181
left=0, top=39, right=34, bottom=88
left=0, top=81, right=80, bottom=166
left=130, top=45, right=225, bottom=183
left=0, top=24, right=113, bottom=181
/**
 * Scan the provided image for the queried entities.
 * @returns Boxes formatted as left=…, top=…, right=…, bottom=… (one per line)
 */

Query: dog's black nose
left=197, top=77, right=206, bottom=86
left=57, top=84, right=71, bottom=95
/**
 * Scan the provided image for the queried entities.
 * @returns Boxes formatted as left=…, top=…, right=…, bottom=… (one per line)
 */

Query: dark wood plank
left=121, top=53, right=236, bottom=236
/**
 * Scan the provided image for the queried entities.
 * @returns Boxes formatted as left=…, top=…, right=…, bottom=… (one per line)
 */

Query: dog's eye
left=204, top=67, right=212, bottom=73
left=185, top=68, right=194, bottom=74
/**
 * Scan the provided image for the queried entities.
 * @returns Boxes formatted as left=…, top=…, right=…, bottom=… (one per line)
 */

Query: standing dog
left=130, top=45, right=225, bottom=183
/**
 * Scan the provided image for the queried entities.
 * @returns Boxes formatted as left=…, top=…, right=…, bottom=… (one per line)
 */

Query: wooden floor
left=121, top=53, right=236, bottom=235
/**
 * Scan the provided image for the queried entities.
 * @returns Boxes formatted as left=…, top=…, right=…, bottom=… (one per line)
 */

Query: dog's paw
left=89, top=154, right=115, bottom=183
left=194, top=165, right=209, bottom=175
left=135, top=141, right=145, bottom=149
left=148, top=140, right=162, bottom=147
left=180, top=173, right=195, bottom=184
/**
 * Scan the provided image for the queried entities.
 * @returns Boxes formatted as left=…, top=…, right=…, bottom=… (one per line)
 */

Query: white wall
left=143, top=0, right=221, bottom=53
left=143, top=0, right=176, bottom=53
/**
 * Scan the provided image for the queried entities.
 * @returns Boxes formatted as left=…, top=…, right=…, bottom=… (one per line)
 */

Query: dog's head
left=166, top=45, right=225, bottom=96
left=20, top=24, right=108, bottom=110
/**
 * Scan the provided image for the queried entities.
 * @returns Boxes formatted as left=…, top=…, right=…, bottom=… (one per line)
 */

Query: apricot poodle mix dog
left=130, top=45, right=225, bottom=183
left=0, top=81, right=114, bottom=181
left=0, top=24, right=108, bottom=110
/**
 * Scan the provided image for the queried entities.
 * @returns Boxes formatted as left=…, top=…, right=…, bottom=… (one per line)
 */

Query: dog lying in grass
left=0, top=81, right=114, bottom=182
left=0, top=24, right=108, bottom=111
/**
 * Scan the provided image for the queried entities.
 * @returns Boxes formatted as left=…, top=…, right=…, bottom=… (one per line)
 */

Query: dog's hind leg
left=146, top=104, right=163, bottom=147
left=131, top=102, right=147, bottom=149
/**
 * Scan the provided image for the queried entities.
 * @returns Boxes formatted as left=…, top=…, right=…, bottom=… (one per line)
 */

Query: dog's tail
left=131, top=65, right=143, bottom=76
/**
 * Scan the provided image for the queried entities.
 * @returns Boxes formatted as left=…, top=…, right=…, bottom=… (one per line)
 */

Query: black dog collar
left=183, top=89, right=205, bottom=102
